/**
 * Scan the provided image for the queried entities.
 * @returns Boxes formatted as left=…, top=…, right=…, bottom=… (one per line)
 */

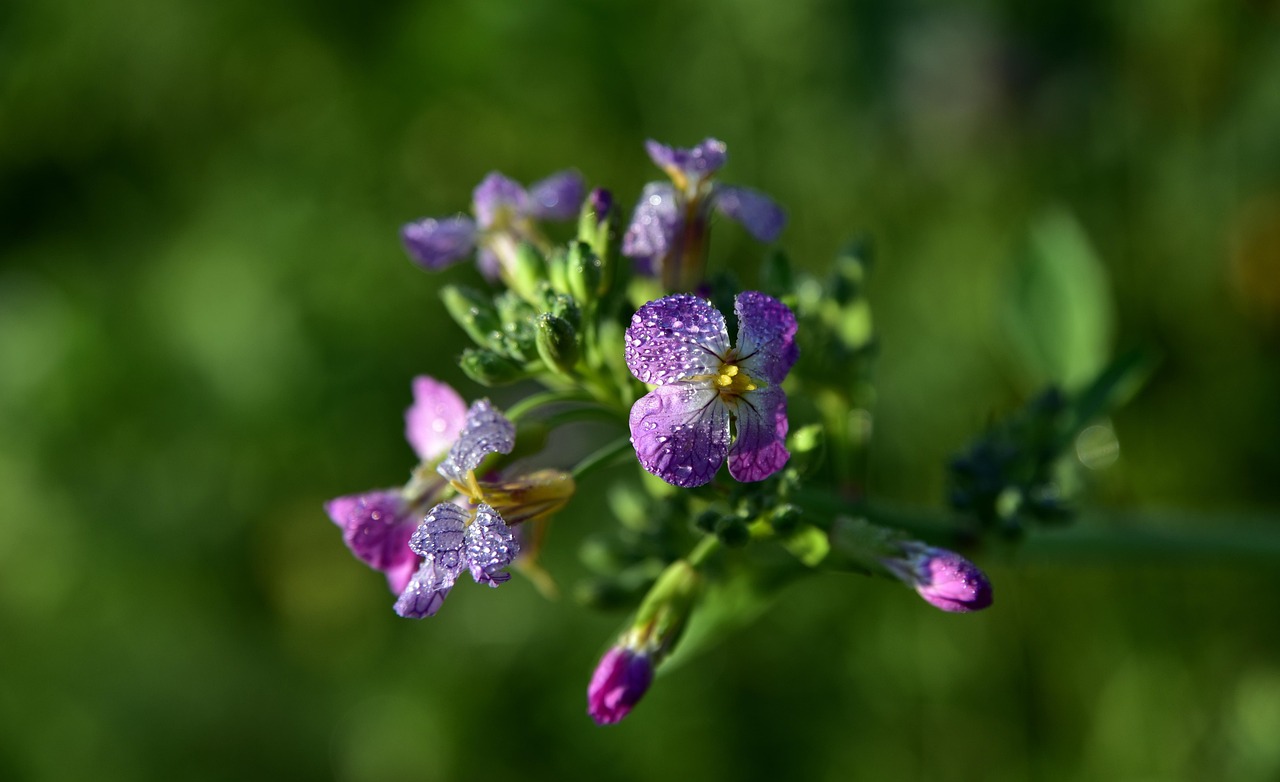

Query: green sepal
left=439, top=285, right=502, bottom=349
left=458, top=347, right=527, bottom=386
left=535, top=313, right=579, bottom=375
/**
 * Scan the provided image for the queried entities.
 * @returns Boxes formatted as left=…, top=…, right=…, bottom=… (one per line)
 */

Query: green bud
left=535, top=313, right=579, bottom=375
left=566, top=240, right=603, bottom=305
left=494, top=291, right=538, bottom=361
left=510, top=243, right=548, bottom=302
left=693, top=509, right=721, bottom=534
left=458, top=347, right=526, bottom=386
left=440, top=286, right=502, bottom=348
left=714, top=515, right=750, bottom=548
left=770, top=503, right=803, bottom=535
left=629, top=559, right=701, bottom=656
left=546, top=247, right=569, bottom=294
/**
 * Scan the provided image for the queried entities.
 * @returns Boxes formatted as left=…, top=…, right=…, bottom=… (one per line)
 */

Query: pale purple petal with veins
left=712, top=185, right=786, bottom=243
left=464, top=503, right=519, bottom=586
left=401, top=216, right=478, bottom=270
left=726, top=384, right=790, bottom=482
left=526, top=170, right=585, bottom=221
left=621, top=182, right=683, bottom=275
left=629, top=383, right=730, bottom=487
left=645, top=138, right=728, bottom=185
left=625, top=294, right=729, bottom=386
left=394, top=559, right=453, bottom=618
left=437, top=399, right=516, bottom=484
left=472, top=172, right=528, bottom=227
left=405, top=376, right=467, bottom=462
left=325, top=490, right=422, bottom=594
left=733, top=291, right=798, bottom=384
left=588, top=646, right=654, bottom=725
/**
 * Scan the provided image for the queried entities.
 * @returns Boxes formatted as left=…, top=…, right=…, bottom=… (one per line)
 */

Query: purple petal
left=645, top=138, right=727, bottom=188
left=464, top=503, right=519, bottom=586
left=733, top=291, right=798, bottom=385
left=588, top=646, right=654, bottom=725
left=629, top=383, right=730, bottom=487
left=622, top=182, right=683, bottom=272
left=472, top=172, right=528, bottom=227
left=405, top=376, right=468, bottom=462
left=625, top=294, right=729, bottom=386
left=587, top=187, right=613, bottom=224
left=407, top=502, right=468, bottom=568
left=712, top=185, right=786, bottom=242
left=726, top=385, right=790, bottom=482
left=401, top=216, right=478, bottom=270
left=910, top=547, right=994, bottom=613
left=325, top=490, right=422, bottom=593
left=437, top=399, right=516, bottom=485
left=526, top=170, right=585, bottom=221
left=394, top=559, right=453, bottom=618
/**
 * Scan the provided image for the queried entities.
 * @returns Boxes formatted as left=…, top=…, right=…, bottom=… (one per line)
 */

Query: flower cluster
left=328, top=137, right=1010, bottom=729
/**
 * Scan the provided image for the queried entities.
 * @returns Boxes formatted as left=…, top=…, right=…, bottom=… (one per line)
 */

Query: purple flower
left=885, top=544, right=994, bottom=613
left=625, top=291, right=798, bottom=487
left=623, top=138, right=785, bottom=289
left=587, top=646, right=654, bottom=725
left=402, top=170, right=585, bottom=279
left=393, top=501, right=520, bottom=618
left=326, top=375, right=468, bottom=594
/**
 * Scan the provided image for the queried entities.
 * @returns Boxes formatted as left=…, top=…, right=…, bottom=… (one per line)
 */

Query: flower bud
left=566, top=240, right=603, bottom=305
left=458, top=348, right=526, bottom=386
left=535, top=313, right=579, bottom=375
left=510, top=242, right=549, bottom=302
left=885, top=544, right=993, bottom=613
left=587, top=646, right=653, bottom=725
left=440, top=285, right=502, bottom=349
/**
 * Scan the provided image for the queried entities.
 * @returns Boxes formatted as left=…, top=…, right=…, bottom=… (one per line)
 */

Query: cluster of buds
left=327, top=137, right=1004, bottom=728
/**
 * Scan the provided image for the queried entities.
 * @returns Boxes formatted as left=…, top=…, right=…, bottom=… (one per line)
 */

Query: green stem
left=506, top=389, right=595, bottom=422
left=687, top=535, right=721, bottom=568
left=571, top=436, right=634, bottom=480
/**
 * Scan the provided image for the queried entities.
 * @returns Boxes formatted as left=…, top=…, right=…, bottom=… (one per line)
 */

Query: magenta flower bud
left=888, top=545, right=993, bottom=613
left=587, top=646, right=654, bottom=725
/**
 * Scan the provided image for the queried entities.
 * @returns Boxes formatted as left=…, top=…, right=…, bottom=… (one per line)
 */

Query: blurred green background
left=3, top=0, right=1280, bottom=779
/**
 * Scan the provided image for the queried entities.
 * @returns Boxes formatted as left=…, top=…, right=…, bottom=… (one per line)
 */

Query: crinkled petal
left=622, top=182, right=683, bottom=274
left=629, top=383, right=730, bottom=487
left=472, top=172, right=528, bottom=227
left=401, top=216, right=478, bottom=270
left=464, top=503, right=519, bottom=586
left=408, top=502, right=468, bottom=574
left=712, top=185, right=786, bottom=243
left=405, top=376, right=468, bottom=462
left=394, top=559, right=453, bottom=618
left=727, top=385, right=790, bottom=482
left=625, top=294, right=729, bottom=385
left=645, top=138, right=727, bottom=189
left=437, top=399, right=516, bottom=485
left=325, top=490, right=421, bottom=592
left=525, top=170, right=585, bottom=221
left=734, top=290, right=798, bottom=384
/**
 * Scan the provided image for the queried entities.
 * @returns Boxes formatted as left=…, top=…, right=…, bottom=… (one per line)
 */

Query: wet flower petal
left=621, top=182, right=683, bottom=276
left=734, top=291, right=799, bottom=384
left=472, top=172, right=528, bottom=227
left=726, top=384, right=790, bottom=482
left=645, top=138, right=727, bottom=190
left=404, top=376, right=468, bottom=462
left=394, top=559, right=453, bottom=618
left=588, top=647, right=654, bottom=725
left=401, top=216, right=478, bottom=270
left=625, top=294, right=729, bottom=386
left=437, top=399, right=516, bottom=485
left=629, top=383, right=730, bottom=487
left=712, top=185, right=786, bottom=243
left=464, top=503, right=519, bottom=586
left=325, top=490, right=421, bottom=594
left=526, top=170, right=585, bottom=221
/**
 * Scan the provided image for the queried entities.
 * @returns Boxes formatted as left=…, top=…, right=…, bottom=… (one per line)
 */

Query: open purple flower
left=588, top=646, right=654, bottom=725
left=325, top=376, right=467, bottom=593
left=402, top=170, right=585, bottom=279
left=623, top=138, right=785, bottom=290
left=625, top=291, right=798, bottom=487
left=884, top=544, right=994, bottom=613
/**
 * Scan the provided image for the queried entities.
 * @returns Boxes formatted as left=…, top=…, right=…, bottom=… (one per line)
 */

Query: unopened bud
left=884, top=543, right=993, bottom=613
left=440, top=285, right=502, bottom=348
left=459, top=348, right=526, bottom=386
left=535, top=313, right=579, bottom=375
left=566, top=241, right=603, bottom=305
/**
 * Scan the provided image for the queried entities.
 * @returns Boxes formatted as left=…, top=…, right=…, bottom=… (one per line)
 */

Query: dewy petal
left=464, top=503, right=519, bottom=586
left=326, top=490, right=421, bottom=593
left=629, top=383, right=730, bottom=487
left=394, top=559, right=453, bottom=618
left=622, top=182, right=683, bottom=274
left=625, top=294, right=730, bottom=386
left=437, top=399, right=516, bottom=485
left=405, top=376, right=468, bottom=462
left=645, top=138, right=728, bottom=187
left=712, top=185, right=786, bottom=243
left=525, top=170, right=585, bottom=221
left=472, top=172, right=528, bottom=227
left=733, top=291, right=798, bottom=384
left=727, top=385, right=790, bottom=482
left=407, top=502, right=468, bottom=577
left=401, top=216, right=478, bottom=270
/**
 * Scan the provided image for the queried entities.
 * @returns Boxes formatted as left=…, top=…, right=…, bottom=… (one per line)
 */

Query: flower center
left=714, top=363, right=758, bottom=399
